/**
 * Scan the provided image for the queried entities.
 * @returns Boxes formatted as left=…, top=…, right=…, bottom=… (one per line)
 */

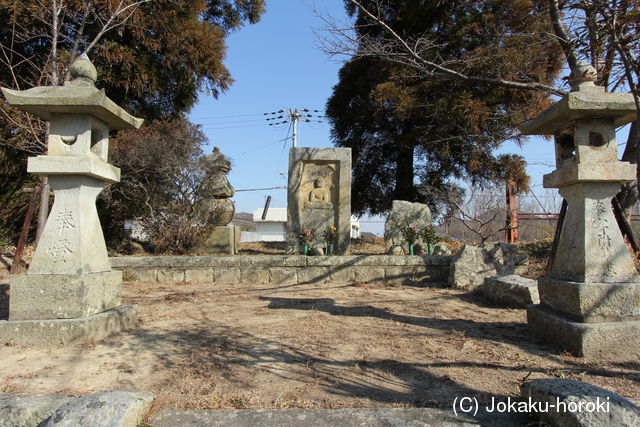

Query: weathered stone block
left=448, top=243, right=528, bottom=290
left=124, top=268, right=157, bottom=282
left=157, top=269, right=185, bottom=283
left=184, top=269, right=213, bottom=284
left=269, top=268, right=298, bottom=285
left=383, top=267, right=413, bottom=284
left=44, top=389, right=155, bottom=427
left=297, top=267, right=332, bottom=284
left=527, top=304, right=640, bottom=359
left=521, top=378, right=640, bottom=427
left=483, top=275, right=540, bottom=308
left=538, top=276, right=640, bottom=322
left=354, top=267, right=386, bottom=284
left=0, top=305, right=138, bottom=345
left=242, top=267, right=270, bottom=284
left=214, top=267, right=241, bottom=284
left=9, top=270, right=122, bottom=320
left=329, top=267, right=357, bottom=283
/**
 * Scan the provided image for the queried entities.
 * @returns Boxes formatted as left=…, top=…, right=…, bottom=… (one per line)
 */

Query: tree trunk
left=395, top=143, right=415, bottom=202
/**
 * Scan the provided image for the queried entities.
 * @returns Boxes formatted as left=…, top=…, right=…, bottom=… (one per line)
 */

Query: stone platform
left=527, top=304, right=640, bottom=360
left=0, top=305, right=138, bottom=345
left=151, top=407, right=531, bottom=427
left=9, top=270, right=122, bottom=321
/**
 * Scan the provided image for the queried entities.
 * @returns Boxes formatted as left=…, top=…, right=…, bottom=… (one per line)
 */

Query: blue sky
left=187, top=1, right=628, bottom=234
left=189, top=1, right=350, bottom=224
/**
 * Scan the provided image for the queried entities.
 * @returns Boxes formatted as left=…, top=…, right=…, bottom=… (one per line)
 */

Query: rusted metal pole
left=11, top=187, right=40, bottom=274
left=35, top=176, right=49, bottom=247
left=546, top=198, right=567, bottom=276
left=612, top=196, right=640, bottom=256
left=505, top=178, right=518, bottom=244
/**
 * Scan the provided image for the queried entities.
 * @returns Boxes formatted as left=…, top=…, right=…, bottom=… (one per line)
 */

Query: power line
left=193, top=109, right=326, bottom=133
left=265, top=108, right=324, bottom=147
left=228, top=137, right=291, bottom=157
left=200, top=123, right=271, bottom=130
left=236, top=186, right=287, bottom=192
left=191, top=113, right=268, bottom=120
left=199, top=118, right=270, bottom=125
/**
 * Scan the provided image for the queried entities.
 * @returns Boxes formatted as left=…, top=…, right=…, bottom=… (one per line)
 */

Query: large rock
left=0, top=393, right=73, bottom=427
left=521, top=379, right=640, bottom=427
left=44, top=390, right=155, bottom=427
left=448, top=243, right=528, bottom=290
left=483, top=275, right=540, bottom=308
left=384, top=201, right=432, bottom=254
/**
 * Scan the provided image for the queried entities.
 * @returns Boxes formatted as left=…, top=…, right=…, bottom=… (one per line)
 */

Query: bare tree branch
left=314, top=0, right=568, bottom=97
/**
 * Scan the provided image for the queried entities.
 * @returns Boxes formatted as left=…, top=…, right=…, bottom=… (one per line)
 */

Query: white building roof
left=253, top=207, right=361, bottom=229
left=253, top=207, right=287, bottom=222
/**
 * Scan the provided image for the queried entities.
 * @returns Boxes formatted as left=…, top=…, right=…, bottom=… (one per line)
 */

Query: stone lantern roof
left=516, top=63, right=637, bottom=188
left=518, top=63, right=637, bottom=136
left=1, top=54, right=143, bottom=130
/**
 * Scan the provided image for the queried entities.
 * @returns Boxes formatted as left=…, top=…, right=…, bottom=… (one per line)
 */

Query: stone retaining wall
left=110, top=255, right=452, bottom=286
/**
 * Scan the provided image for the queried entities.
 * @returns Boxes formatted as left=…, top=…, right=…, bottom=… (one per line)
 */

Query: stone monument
left=287, top=147, right=351, bottom=255
left=0, top=54, right=141, bottom=344
left=519, top=62, right=640, bottom=359
left=195, top=146, right=239, bottom=254
left=384, top=200, right=433, bottom=254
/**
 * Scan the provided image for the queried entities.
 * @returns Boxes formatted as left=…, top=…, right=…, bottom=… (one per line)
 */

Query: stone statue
left=196, top=146, right=235, bottom=226
left=304, top=177, right=332, bottom=209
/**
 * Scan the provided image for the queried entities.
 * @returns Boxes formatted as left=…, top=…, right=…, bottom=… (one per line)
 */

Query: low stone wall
left=110, top=255, right=452, bottom=286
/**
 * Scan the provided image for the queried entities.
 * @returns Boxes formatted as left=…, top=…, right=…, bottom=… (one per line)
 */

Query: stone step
left=149, top=407, right=531, bottom=427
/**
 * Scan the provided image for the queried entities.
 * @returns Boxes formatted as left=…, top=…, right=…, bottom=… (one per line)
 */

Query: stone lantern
left=1, top=55, right=142, bottom=343
left=519, top=63, right=640, bottom=359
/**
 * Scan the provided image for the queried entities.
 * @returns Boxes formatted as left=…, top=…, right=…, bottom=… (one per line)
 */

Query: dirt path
left=1, top=279, right=639, bottom=416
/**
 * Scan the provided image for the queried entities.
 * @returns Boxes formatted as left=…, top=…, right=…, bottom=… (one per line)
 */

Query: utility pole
left=291, top=109, right=301, bottom=147
left=265, top=108, right=323, bottom=147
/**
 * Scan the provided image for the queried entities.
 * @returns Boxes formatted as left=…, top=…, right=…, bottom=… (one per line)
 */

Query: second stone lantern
left=519, top=63, right=640, bottom=360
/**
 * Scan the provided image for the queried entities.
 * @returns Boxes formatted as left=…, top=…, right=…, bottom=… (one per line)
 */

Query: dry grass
left=4, top=236, right=640, bottom=415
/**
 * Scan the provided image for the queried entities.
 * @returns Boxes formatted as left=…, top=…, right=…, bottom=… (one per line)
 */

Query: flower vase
left=326, top=244, right=332, bottom=256
left=428, top=244, right=434, bottom=255
left=303, top=244, right=309, bottom=255
left=409, top=245, right=414, bottom=255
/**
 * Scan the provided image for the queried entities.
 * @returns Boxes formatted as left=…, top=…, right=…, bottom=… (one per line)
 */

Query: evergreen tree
left=326, top=0, right=563, bottom=216
left=0, top=0, right=265, bottom=242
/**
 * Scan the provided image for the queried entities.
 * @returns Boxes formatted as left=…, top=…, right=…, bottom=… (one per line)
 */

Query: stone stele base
left=0, top=305, right=138, bottom=345
left=197, top=226, right=239, bottom=255
left=9, top=270, right=122, bottom=321
left=527, top=304, right=640, bottom=360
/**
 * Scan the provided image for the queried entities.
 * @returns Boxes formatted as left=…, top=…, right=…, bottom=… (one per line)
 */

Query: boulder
left=384, top=201, right=432, bottom=254
left=448, top=243, right=528, bottom=290
left=44, top=390, right=155, bottom=427
left=0, top=393, right=73, bottom=427
left=521, top=378, right=640, bottom=427
left=432, top=244, right=451, bottom=256
left=388, top=245, right=405, bottom=255
left=483, top=275, right=540, bottom=308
